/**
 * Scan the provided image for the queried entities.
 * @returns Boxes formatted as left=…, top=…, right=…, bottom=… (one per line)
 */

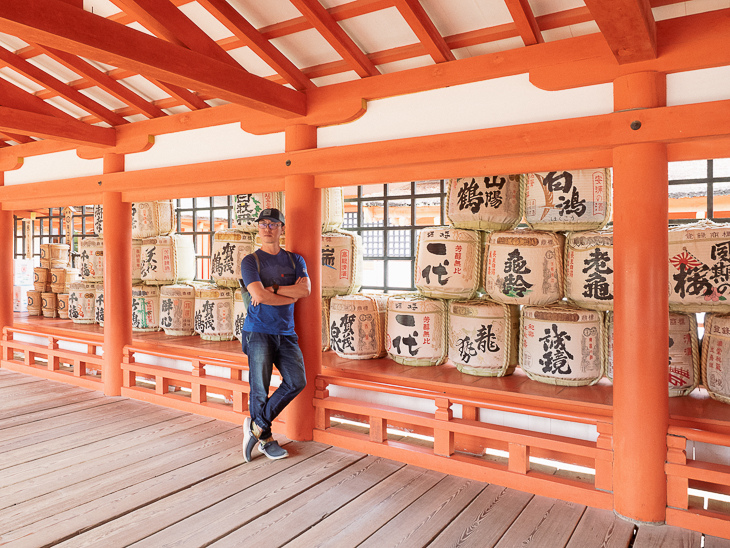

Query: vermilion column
left=613, top=72, right=669, bottom=523
left=0, top=172, right=13, bottom=333
left=284, top=125, right=321, bottom=441
left=102, top=154, right=132, bottom=396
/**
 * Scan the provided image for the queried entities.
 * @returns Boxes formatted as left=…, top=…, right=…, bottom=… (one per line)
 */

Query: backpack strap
left=286, top=250, right=296, bottom=270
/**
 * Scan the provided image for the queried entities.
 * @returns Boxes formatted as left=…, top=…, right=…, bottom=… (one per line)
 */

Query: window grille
left=13, top=206, right=94, bottom=263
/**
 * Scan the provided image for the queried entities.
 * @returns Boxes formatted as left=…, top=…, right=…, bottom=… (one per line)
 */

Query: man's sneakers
left=242, top=417, right=258, bottom=463
left=243, top=418, right=288, bottom=462
left=259, top=438, right=289, bottom=460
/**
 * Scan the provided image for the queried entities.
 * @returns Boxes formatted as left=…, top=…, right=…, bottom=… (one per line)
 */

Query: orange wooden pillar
left=284, top=124, right=321, bottom=441
left=102, top=154, right=132, bottom=396
left=612, top=72, right=669, bottom=524
left=0, top=172, right=13, bottom=332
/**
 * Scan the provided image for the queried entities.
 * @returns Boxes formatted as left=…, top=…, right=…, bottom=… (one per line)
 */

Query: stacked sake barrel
left=30, top=243, right=73, bottom=319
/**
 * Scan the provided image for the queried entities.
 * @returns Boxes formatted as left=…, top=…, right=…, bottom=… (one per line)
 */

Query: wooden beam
left=0, top=131, right=34, bottom=144
left=504, top=0, right=544, bottom=46
left=0, top=106, right=115, bottom=146
left=582, top=0, right=656, bottom=63
left=394, top=0, right=455, bottom=63
left=0, top=77, right=75, bottom=120
left=150, top=79, right=209, bottom=111
left=0, top=0, right=307, bottom=118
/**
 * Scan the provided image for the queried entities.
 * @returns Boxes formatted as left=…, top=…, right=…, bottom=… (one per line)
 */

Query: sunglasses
left=258, top=222, right=283, bottom=230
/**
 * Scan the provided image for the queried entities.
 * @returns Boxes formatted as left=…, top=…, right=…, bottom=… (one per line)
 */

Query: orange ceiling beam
left=0, top=105, right=115, bottom=146
left=394, top=0, right=455, bottom=63
left=0, top=77, right=75, bottom=121
left=0, top=0, right=306, bottom=118
left=0, top=131, right=34, bottom=144
left=504, top=0, right=544, bottom=46
left=582, top=0, right=656, bottom=64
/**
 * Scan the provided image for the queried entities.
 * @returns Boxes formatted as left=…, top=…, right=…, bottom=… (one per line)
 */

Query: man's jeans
left=242, top=331, right=306, bottom=440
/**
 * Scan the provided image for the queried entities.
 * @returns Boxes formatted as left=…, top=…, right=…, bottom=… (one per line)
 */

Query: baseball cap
left=255, top=208, right=285, bottom=224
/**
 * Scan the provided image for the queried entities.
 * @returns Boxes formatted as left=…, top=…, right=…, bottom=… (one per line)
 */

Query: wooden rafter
left=0, top=105, right=115, bottom=146
left=289, top=0, right=380, bottom=78
left=583, top=0, right=656, bottom=63
left=0, top=77, right=75, bottom=120
left=0, top=131, right=34, bottom=144
left=504, top=0, right=543, bottom=46
left=151, top=80, right=209, bottom=111
left=394, top=0, right=454, bottom=63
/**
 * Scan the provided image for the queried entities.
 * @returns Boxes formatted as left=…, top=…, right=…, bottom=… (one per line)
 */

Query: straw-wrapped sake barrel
left=322, top=297, right=331, bottom=351
left=233, top=192, right=285, bottom=232
left=79, top=237, right=104, bottom=282
left=50, top=267, right=79, bottom=294
left=94, top=285, right=104, bottom=326
left=132, top=285, right=160, bottom=332
left=484, top=230, right=564, bottom=305
left=446, top=175, right=522, bottom=231
left=322, top=231, right=362, bottom=297
left=415, top=227, right=482, bottom=300
left=69, top=281, right=97, bottom=324
left=41, top=292, right=57, bottom=318
left=233, top=289, right=247, bottom=344
left=520, top=305, right=604, bottom=386
left=40, top=243, right=69, bottom=269
left=140, top=234, right=195, bottom=285
left=132, top=201, right=175, bottom=239
left=33, top=267, right=50, bottom=292
left=131, top=239, right=143, bottom=284
left=565, top=230, right=614, bottom=311
left=57, top=293, right=69, bottom=319
left=386, top=295, right=447, bottom=366
left=448, top=299, right=520, bottom=376
left=701, top=313, right=730, bottom=404
left=322, top=188, right=344, bottom=232
left=27, top=290, right=41, bottom=316
left=329, top=294, right=387, bottom=360
left=211, top=229, right=255, bottom=288
left=93, top=204, right=103, bottom=235
left=194, top=285, right=234, bottom=341
left=159, top=284, right=196, bottom=336
left=524, top=168, right=611, bottom=231
left=669, top=220, right=730, bottom=312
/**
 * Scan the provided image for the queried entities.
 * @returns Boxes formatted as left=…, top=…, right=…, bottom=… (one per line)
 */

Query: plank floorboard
left=565, top=507, right=635, bottom=548
left=707, top=536, right=730, bottom=548
left=0, top=388, right=104, bottom=420
left=0, top=394, right=120, bottom=432
left=633, top=524, right=702, bottom=547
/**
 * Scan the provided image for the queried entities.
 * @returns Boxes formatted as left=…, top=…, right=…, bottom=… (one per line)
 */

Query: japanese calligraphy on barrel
left=415, top=227, right=481, bottom=300
left=523, top=169, right=611, bottom=231
left=140, top=234, right=195, bottom=285
left=322, top=188, right=345, bottom=232
left=40, top=243, right=69, bottom=269
left=132, top=201, right=175, bottom=239
left=27, top=290, right=41, bottom=316
left=322, top=297, right=331, bottom=351
left=79, top=237, right=104, bottom=282
left=194, top=285, right=234, bottom=341
left=41, top=292, right=57, bottom=318
left=57, top=293, right=69, bottom=319
left=211, top=229, right=255, bottom=288
left=95, top=285, right=104, bottom=326
left=484, top=230, right=563, bottom=306
left=234, top=192, right=285, bottom=232
left=669, top=220, right=730, bottom=312
left=446, top=175, right=522, bottom=231
left=448, top=299, right=519, bottom=376
left=701, top=313, right=730, bottom=404
left=132, top=239, right=143, bottom=284
left=233, top=289, right=247, bottom=343
left=33, top=267, right=51, bottom=292
left=132, top=284, right=160, bottom=332
left=322, top=230, right=362, bottom=297
left=329, top=294, right=387, bottom=360
left=520, top=305, right=604, bottom=386
left=386, top=294, right=447, bottom=366
left=159, top=284, right=196, bottom=336
left=565, top=230, right=614, bottom=311
left=69, top=281, right=97, bottom=324
left=51, top=267, right=79, bottom=294
left=93, top=204, right=103, bottom=235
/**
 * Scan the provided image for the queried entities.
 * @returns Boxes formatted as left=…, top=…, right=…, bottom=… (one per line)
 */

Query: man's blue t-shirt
left=240, top=249, right=308, bottom=336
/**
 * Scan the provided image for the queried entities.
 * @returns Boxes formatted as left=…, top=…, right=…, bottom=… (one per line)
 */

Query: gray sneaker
left=259, top=438, right=288, bottom=460
left=243, top=417, right=258, bottom=463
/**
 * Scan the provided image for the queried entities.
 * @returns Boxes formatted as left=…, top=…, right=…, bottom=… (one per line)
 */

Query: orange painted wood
left=395, top=0, right=455, bottom=63
left=508, top=443, right=530, bottom=475
left=583, top=0, right=656, bottom=63
left=0, top=173, right=12, bottom=336
left=0, top=105, right=115, bottom=146
left=0, top=77, right=76, bottom=121
left=666, top=434, right=689, bottom=510
left=504, top=0, right=544, bottom=46
left=667, top=507, right=730, bottom=541
left=369, top=416, right=387, bottom=442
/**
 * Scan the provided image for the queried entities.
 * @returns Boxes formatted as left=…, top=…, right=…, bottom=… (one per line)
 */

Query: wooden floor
left=0, top=369, right=727, bottom=548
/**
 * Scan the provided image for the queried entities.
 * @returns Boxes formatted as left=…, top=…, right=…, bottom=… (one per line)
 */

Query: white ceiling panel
left=338, top=8, right=418, bottom=54
left=225, top=0, right=304, bottom=29
left=452, top=36, right=525, bottom=58
left=377, top=55, right=434, bottom=75
left=117, top=75, right=171, bottom=102
left=526, top=0, right=586, bottom=17
left=46, top=96, right=91, bottom=119
left=27, top=55, right=83, bottom=84
left=653, top=2, right=687, bottom=21
left=0, top=68, right=45, bottom=94
left=686, top=0, right=730, bottom=15
left=423, top=0, right=515, bottom=35
left=227, top=47, right=277, bottom=78
left=311, top=70, right=361, bottom=87
left=179, top=1, right=235, bottom=41
left=0, top=33, right=29, bottom=52
left=271, top=29, right=343, bottom=68
left=79, top=86, right=130, bottom=111
left=83, top=0, right=122, bottom=18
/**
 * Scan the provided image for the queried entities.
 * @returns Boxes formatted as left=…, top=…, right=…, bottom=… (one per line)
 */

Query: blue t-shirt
left=240, top=249, right=308, bottom=336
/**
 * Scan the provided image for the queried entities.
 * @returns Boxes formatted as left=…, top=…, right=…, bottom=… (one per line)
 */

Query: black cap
left=255, top=208, right=285, bottom=225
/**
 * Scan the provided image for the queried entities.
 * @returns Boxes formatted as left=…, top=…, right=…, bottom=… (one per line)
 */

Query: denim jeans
left=242, top=331, right=306, bottom=439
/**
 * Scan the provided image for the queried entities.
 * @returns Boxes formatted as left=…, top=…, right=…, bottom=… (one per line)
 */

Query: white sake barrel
left=93, top=204, right=103, bottom=235
left=211, top=229, right=255, bottom=288
left=159, top=284, right=196, bottom=336
left=520, top=305, right=604, bottom=386
left=57, top=293, right=69, bottom=319
left=606, top=311, right=699, bottom=397
left=41, top=292, right=57, bottom=318
left=194, top=285, right=234, bottom=341
left=702, top=314, right=730, bottom=404
left=69, top=281, right=96, bottom=324
left=322, top=188, right=344, bottom=232
left=669, top=221, right=730, bottom=312
left=132, top=201, right=175, bottom=239
left=140, top=234, right=195, bottom=285
left=484, top=230, right=564, bottom=305
left=95, top=285, right=104, bottom=326
left=565, top=230, right=614, bottom=311
left=329, top=294, right=387, bottom=360
left=132, top=239, right=143, bottom=284
left=27, top=290, right=41, bottom=316
left=446, top=175, right=522, bottom=231
left=40, top=243, right=69, bottom=269
left=233, top=289, right=247, bottom=343
left=132, top=284, right=160, bottom=332
left=33, top=267, right=50, bottom=292
left=524, top=169, right=611, bottom=231
left=322, top=297, right=331, bottom=351
left=233, top=192, right=285, bottom=232
left=79, top=237, right=104, bottom=282
left=448, top=299, right=520, bottom=377
left=386, top=295, right=447, bottom=366
left=50, top=267, right=79, bottom=294
left=322, top=231, right=362, bottom=297
left=415, top=227, right=482, bottom=300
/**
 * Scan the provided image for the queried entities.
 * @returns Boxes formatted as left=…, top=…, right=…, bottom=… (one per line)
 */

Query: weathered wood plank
left=494, top=496, right=586, bottom=548
left=428, top=484, right=533, bottom=547
left=633, top=524, right=702, bottom=548
left=0, top=388, right=104, bottom=420
left=565, top=507, right=635, bottom=548
left=0, top=394, right=120, bottom=432
left=0, top=382, right=90, bottom=408
left=706, top=536, right=730, bottom=548
left=0, top=371, right=44, bottom=387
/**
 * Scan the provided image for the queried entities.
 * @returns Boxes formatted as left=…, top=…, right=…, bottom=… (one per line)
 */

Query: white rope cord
left=563, top=231, right=614, bottom=311
left=700, top=314, right=730, bottom=404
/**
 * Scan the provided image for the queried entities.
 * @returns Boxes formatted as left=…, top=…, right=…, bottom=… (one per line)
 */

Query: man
left=239, top=208, right=311, bottom=462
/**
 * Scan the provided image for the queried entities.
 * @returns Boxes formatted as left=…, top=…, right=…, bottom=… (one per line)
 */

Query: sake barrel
left=322, top=297, right=331, bottom=351
left=40, top=243, right=69, bottom=269
left=484, top=230, right=564, bottom=305
left=211, top=229, right=255, bottom=288
left=233, top=289, right=247, bottom=343
left=93, top=204, right=103, bottom=235
left=132, top=201, right=175, bottom=239
left=50, top=267, right=79, bottom=294
left=140, top=234, right=195, bottom=285
left=132, top=284, right=160, bottom=332
left=386, top=295, right=447, bottom=366
left=446, top=175, right=522, bottom=231
left=57, top=293, right=69, bottom=319
left=329, top=294, right=387, bottom=360
left=524, top=168, right=611, bottom=231
left=322, top=188, right=344, bottom=232
left=322, top=231, right=362, bottom=297
left=233, top=192, right=285, bottom=232
left=668, top=220, right=730, bottom=312
left=415, top=227, right=481, bottom=300
left=95, top=285, right=104, bottom=326
left=33, top=267, right=50, bottom=292
left=520, top=305, right=604, bottom=386
left=448, top=299, right=520, bottom=376
left=131, top=239, right=143, bottom=284
left=79, top=237, right=104, bottom=282
left=702, top=314, right=730, bottom=404
left=41, top=292, right=57, bottom=318
left=27, top=290, right=41, bottom=316
left=194, top=285, right=234, bottom=341
left=159, top=284, right=196, bottom=336
left=565, top=230, right=614, bottom=311
left=69, top=281, right=96, bottom=324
